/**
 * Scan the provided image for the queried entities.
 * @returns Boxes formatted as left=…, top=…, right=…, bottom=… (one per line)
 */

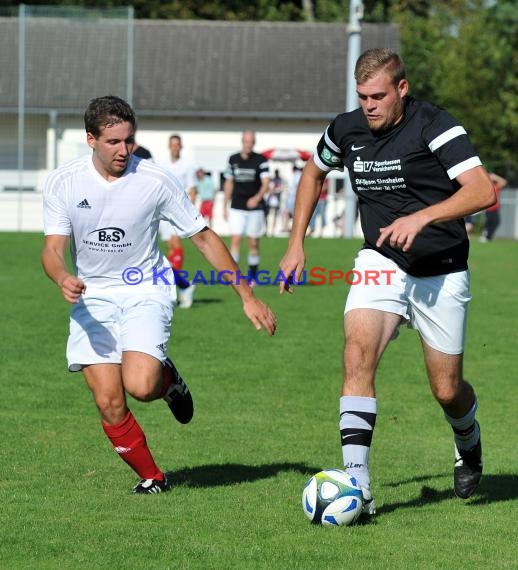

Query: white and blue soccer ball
left=302, top=469, right=364, bottom=527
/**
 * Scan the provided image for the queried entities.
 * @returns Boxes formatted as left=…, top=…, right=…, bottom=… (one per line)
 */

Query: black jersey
left=315, top=96, right=482, bottom=276
left=225, top=151, right=269, bottom=211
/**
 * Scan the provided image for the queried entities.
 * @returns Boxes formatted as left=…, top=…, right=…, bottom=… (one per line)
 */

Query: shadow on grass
left=380, top=473, right=518, bottom=516
left=190, top=298, right=223, bottom=306
left=167, top=462, right=321, bottom=488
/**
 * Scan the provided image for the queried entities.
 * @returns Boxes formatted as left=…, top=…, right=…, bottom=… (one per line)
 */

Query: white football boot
left=361, top=487, right=377, bottom=516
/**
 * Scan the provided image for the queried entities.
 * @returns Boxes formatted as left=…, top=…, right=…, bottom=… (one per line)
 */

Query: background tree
left=437, top=2, right=518, bottom=178
left=391, top=0, right=518, bottom=181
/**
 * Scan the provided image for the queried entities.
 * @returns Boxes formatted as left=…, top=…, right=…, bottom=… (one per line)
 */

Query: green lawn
left=0, top=233, right=517, bottom=569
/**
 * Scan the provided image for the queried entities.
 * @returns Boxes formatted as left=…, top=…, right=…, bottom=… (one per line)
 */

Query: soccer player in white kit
left=159, top=134, right=198, bottom=308
left=41, top=96, right=277, bottom=494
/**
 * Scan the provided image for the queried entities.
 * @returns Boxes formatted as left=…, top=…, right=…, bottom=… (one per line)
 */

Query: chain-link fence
left=0, top=4, right=133, bottom=229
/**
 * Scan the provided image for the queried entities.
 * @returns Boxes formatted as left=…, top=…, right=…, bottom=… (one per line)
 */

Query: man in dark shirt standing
left=223, top=130, right=270, bottom=284
left=279, top=48, right=495, bottom=515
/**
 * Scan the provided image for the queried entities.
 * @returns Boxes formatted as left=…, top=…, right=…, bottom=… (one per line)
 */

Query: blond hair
left=355, top=48, right=406, bottom=86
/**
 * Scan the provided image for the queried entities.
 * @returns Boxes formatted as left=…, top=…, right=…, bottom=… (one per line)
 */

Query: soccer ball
left=302, top=469, right=364, bottom=526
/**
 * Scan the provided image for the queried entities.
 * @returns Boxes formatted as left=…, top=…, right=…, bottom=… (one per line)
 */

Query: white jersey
left=161, top=156, right=196, bottom=193
left=43, top=154, right=205, bottom=290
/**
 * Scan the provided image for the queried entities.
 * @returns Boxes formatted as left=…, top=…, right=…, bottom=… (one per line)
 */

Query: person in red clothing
left=480, top=172, right=508, bottom=242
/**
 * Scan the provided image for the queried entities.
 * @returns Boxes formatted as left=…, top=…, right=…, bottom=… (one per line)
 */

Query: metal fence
left=496, top=190, right=518, bottom=239
left=0, top=4, right=133, bottom=229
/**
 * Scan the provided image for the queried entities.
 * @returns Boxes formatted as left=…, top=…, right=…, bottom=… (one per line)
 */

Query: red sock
left=168, top=247, right=184, bottom=271
left=102, top=411, right=164, bottom=481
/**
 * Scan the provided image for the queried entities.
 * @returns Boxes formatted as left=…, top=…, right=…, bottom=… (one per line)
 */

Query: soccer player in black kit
left=223, top=130, right=270, bottom=284
left=279, top=48, right=495, bottom=515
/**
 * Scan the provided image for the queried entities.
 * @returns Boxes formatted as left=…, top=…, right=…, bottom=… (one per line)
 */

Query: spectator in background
left=266, top=169, right=284, bottom=236
left=308, top=178, right=329, bottom=237
left=281, top=162, right=304, bottom=233
left=464, top=214, right=477, bottom=238
left=196, top=167, right=216, bottom=228
left=480, top=172, right=508, bottom=242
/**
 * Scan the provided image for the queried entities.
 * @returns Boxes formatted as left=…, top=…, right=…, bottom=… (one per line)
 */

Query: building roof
left=0, top=18, right=399, bottom=118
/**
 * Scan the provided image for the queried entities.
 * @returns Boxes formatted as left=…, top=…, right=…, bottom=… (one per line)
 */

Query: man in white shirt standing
left=41, top=95, right=277, bottom=494
left=159, top=134, right=197, bottom=308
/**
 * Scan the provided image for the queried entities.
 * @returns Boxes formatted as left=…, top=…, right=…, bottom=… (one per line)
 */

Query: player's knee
left=434, top=378, right=474, bottom=408
left=431, top=375, right=475, bottom=408
left=343, top=344, right=376, bottom=391
left=95, top=396, right=126, bottom=423
left=432, top=384, right=459, bottom=407
left=344, top=338, right=375, bottom=369
left=127, top=384, right=157, bottom=402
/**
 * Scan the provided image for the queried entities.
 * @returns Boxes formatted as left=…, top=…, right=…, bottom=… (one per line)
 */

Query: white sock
left=247, top=253, right=260, bottom=266
left=445, top=398, right=480, bottom=451
left=339, top=396, right=377, bottom=490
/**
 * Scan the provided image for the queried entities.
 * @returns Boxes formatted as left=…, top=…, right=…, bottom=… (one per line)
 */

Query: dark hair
left=355, top=48, right=406, bottom=86
left=84, top=95, right=136, bottom=138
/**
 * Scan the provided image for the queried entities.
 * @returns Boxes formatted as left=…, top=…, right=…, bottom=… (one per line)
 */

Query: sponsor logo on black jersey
left=353, top=159, right=374, bottom=173
left=233, top=167, right=258, bottom=182
left=353, top=158, right=402, bottom=173
left=88, top=227, right=126, bottom=242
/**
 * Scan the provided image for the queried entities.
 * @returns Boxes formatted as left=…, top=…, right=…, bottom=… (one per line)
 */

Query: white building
left=0, top=16, right=400, bottom=232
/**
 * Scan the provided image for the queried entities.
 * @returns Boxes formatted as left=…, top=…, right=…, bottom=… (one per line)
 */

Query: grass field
left=0, top=233, right=517, bottom=569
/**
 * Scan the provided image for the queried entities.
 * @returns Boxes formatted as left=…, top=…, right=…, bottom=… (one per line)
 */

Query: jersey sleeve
left=313, top=118, right=345, bottom=173
left=259, top=158, right=270, bottom=180
left=423, top=110, right=482, bottom=180
left=42, top=174, right=72, bottom=236
left=223, top=157, right=235, bottom=180
left=160, top=172, right=206, bottom=238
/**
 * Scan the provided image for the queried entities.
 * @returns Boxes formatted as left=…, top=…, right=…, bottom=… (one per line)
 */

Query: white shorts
left=66, top=287, right=175, bottom=372
left=344, top=249, right=471, bottom=354
left=159, top=220, right=178, bottom=241
left=228, top=208, right=265, bottom=238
